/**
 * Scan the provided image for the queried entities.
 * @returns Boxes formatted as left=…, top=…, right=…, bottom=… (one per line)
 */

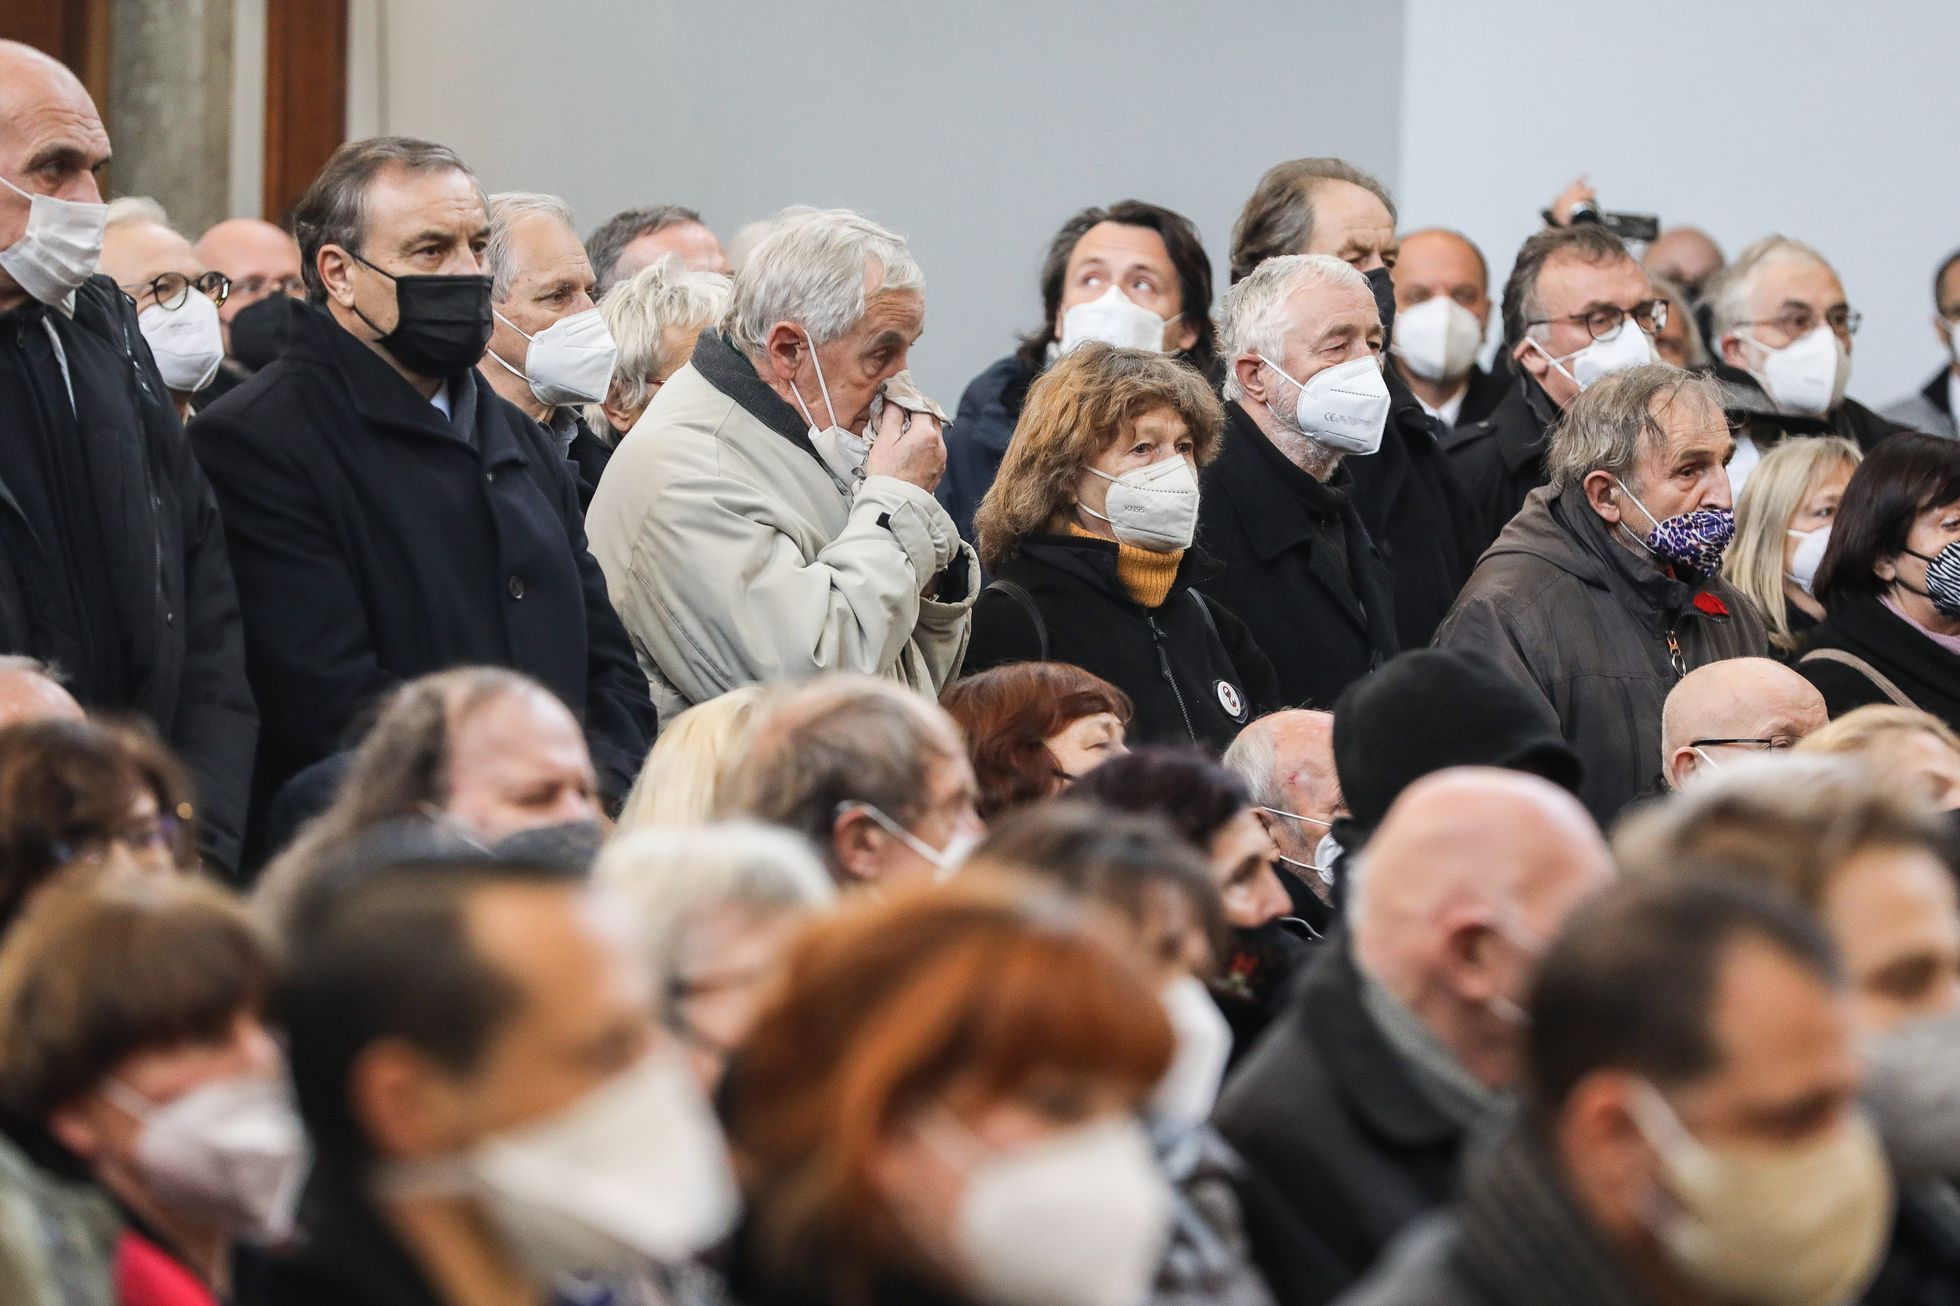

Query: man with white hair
left=586, top=208, right=977, bottom=721
left=1216, top=767, right=1614, bottom=1303
left=0, top=656, right=84, bottom=727
left=1437, top=365, right=1767, bottom=824
left=98, top=196, right=228, bottom=418
left=1223, top=708, right=1345, bottom=928
left=582, top=256, right=728, bottom=441
left=1708, top=235, right=1910, bottom=494
left=1657, top=655, right=1828, bottom=791
left=1197, top=254, right=1399, bottom=711
left=476, top=192, right=618, bottom=507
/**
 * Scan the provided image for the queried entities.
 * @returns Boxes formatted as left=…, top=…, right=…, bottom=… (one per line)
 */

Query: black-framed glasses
left=1734, top=306, right=1862, bottom=340
left=1526, top=298, right=1668, bottom=341
left=1689, top=737, right=1799, bottom=752
left=122, top=270, right=231, bottom=311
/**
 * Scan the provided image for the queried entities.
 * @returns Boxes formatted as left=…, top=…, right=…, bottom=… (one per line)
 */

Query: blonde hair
left=1799, top=705, right=1960, bottom=762
left=1724, top=437, right=1861, bottom=651
left=615, top=686, right=773, bottom=835
left=973, top=342, right=1223, bottom=572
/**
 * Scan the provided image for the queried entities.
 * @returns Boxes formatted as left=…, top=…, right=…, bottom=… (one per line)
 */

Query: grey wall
left=349, top=0, right=1408, bottom=401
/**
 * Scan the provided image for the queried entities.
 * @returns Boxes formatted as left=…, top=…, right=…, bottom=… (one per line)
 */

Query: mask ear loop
left=801, top=328, right=843, bottom=431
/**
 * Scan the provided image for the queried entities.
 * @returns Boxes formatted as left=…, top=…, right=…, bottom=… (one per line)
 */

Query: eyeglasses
left=52, top=813, right=181, bottom=867
left=1688, top=737, right=1799, bottom=752
left=1733, top=306, right=1862, bottom=340
left=230, top=273, right=306, bottom=302
left=122, top=271, right=231, bottom=311
left=1526, top=298, right=1668, bottom=341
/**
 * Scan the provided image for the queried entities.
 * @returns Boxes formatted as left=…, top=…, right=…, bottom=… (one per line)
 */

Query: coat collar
left=1495, top=374, right=1560, bottom=476
left=691, top=329, right=830, bottom=471
left=1924, top=366, right=1954, bottom=418
left=291, top=305, right=528, bottom=467
left=1014, top=532, right=1215, bottom=606
left=1454, top=1127, right=1646, bottom=1306
left=1297, top=934, right=1463, bottom=1153
left=1821, top=592, right=1960, bottom=687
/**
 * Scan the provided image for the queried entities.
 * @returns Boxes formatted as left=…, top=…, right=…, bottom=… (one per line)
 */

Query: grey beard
left=1267, top=391, right=1344, bottom=482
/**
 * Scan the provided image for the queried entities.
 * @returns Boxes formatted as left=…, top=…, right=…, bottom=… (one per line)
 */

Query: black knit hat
left=1332, top=648, right=1584, bottom=840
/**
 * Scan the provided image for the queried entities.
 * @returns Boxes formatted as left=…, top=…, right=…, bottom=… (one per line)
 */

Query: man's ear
left=762, top=321, right=806, bottom=387
left=318, top=245, right=359, bottom=309
left=349, top=1039, right=469, bottom=1163
left=1435, top=909, right=1502, bottom=1006
left=1665, top=745, right=1700, bottom=791
left=830, top=808, right=885, bottom=885
left=1718, top=331, right=1752, bottom=371
left=1583, top=469, right=1625, bottom=525
left=1233, top=354, right=1273, bottom=407
left=47, top=1098, right=105, bottom=1163
left=1513, top=336, right=1548, bottom=382
left=601, top=395, right=642, bottom=438
left=1166, top=316, right=1200, bottom=355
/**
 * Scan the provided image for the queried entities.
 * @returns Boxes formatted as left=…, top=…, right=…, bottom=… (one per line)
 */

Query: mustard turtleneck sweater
left=1067, top=522, right=1182, bottom=609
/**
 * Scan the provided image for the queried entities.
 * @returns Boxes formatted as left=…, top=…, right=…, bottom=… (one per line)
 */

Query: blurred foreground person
left=1800, top=705, right=1960, bottom=811
left=1655, top=657, right=1827, bottom=792
left=614, top=685, right=772, bottom=834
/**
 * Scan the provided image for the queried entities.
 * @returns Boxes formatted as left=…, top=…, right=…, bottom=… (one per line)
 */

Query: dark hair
left=1814, top=432, right=1960, bottom=607
left=0, top=876, right=272, bottom=1122
left=1014, top=200, right=1216, bottom=374
left=1500, top=223, right=1636, bottom=349
left=1935, top=249, right=1960, bottom=313
left=586, top=203, right=705, bottom=293
left=290, top=135, right=481, bottom=302
left=275, top=852, right=572, bottom=1178
left=940, top=663, right=1133, bottom=819
left=1229, top=157, right=1396, bottom=285
left=1526, top=877, right=1840, bottom=1124
left=1068, top=746, right=1251, bottom=853
left=0, top=720, right=194, bottom=937
left=969, top=802, right=1226, bottom=967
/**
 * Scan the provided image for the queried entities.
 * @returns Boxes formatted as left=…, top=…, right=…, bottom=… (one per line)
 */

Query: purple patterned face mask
left=1614, top=479, right=1734, bottom=576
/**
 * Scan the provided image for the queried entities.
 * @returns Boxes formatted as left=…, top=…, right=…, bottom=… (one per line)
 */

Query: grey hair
left=104, top=195, right=172, bottom=232
left=593, top=821, right=835, bottom=1021
left=1545, top=363, right=1725, bottom=494
left=582, top=254, right=731, bottom=431
left=1215, top=253, right=1371, bottom=402
left=485, top=191, right=577, bottom=301
left=727, top=208, right=923, bottom=355
left=1229, top=157, right=1396, bottom=285
left=290, top=135, right=482, bottom=302
left=1706, top=235, right=1836, bottom=344
left=585, top=203, right=704, bottom=293
left=0, top=655, right=65, bottom=686
left=1220, top=721, right=1283, bottom=811
left=727, top=205, right=819, bottom=277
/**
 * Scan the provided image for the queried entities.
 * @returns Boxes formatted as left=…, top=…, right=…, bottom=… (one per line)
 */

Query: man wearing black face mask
left=1230, top=158, right=1480, bottom=647
left=190, top=137, right=654, bottom=870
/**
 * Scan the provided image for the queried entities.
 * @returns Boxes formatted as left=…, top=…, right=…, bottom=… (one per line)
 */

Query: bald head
left=1661, top=657, right=1828, bottom=790
left=1643, top=227, right=1723, bottom=297
left=196, top=218, right=303, bottom=335
left=0, top=658, right=84, bottom=727
left=1223, top=709, right=1343, bottom=877
left=100, top=214, right=202, bottom=306
left=1351, top=767, right=1613, bottom=1088
left=0, top=42, right=111, bottom=311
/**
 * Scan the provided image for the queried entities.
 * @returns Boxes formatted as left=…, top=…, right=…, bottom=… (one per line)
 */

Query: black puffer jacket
left=964, top=534, right=1279, bottom=751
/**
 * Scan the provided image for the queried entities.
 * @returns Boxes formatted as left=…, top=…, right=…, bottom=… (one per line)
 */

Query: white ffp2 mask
left=1528, top=319, right=1656, bottom=392
left=0, top=172, right=107, bottom=310
left=1080, top=453, right=1201, bottom=552
left=1059, top=285, right=1172, bottom=355
left=1149, top=975, right=1232, bottom=1131
left=491, top=306, right=619, bottom=408
left=138, top=291, right=226, bottom=393
left=1742, top=325, right=1849, bottom=417
left=1391, top=296, right=1483, bottom=384
left=1261, top=354, right=1391, bottom=456
left=1787, top=524, right=1832, bottom=596
left=105, top=1074, right=310, bottom=1242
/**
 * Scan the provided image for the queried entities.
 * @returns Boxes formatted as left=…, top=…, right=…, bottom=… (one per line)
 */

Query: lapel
left=304, top=308, right=481, bottom=451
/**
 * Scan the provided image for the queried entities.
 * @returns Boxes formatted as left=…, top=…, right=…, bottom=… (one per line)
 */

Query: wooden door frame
left=262, top=0, right=348, bottom=222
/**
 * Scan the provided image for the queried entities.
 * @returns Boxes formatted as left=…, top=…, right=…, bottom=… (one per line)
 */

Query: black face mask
left=229, top=291, right=310, bottom=372
left=347, top=251, right=493, bottom=377
left=1365, top=265, right=1397, bottom=352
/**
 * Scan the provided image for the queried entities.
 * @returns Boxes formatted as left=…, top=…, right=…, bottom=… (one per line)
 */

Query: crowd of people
left=4, top=31, right=1960, bottom=1306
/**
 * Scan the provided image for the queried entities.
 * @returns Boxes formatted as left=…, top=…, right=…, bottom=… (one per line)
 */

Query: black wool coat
left=1213, top=934, right=1470, bottom=1306
left=1196, top=402, right=1398, bottom=711
left=1343, top=371, right=1480, bottom=647
left=1440, top=371, right=1559, bottom=562
left=964, top=534, right=1279, bottom=752
left=0, top=276, right=256, bottom=872
left=190, top=306, right=654, bottom=850
left=1798, top=593, right=1960, bottom=735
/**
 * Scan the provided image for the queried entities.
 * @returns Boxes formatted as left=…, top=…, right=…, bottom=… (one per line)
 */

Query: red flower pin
left=1692, top=592, right=1729, bottom=618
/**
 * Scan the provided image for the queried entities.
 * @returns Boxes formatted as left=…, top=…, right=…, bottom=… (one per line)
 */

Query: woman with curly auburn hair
left=722, top=877, right=1176, bottom=1306
left=939, top=662, right=1131, bottom=819
left=966, top=343, right=1276, bottom=750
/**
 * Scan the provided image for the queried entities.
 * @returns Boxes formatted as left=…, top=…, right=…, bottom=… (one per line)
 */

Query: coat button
left=507, top=575, right=525, bottom=599
left=164, top=609, right=175, bottom=626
